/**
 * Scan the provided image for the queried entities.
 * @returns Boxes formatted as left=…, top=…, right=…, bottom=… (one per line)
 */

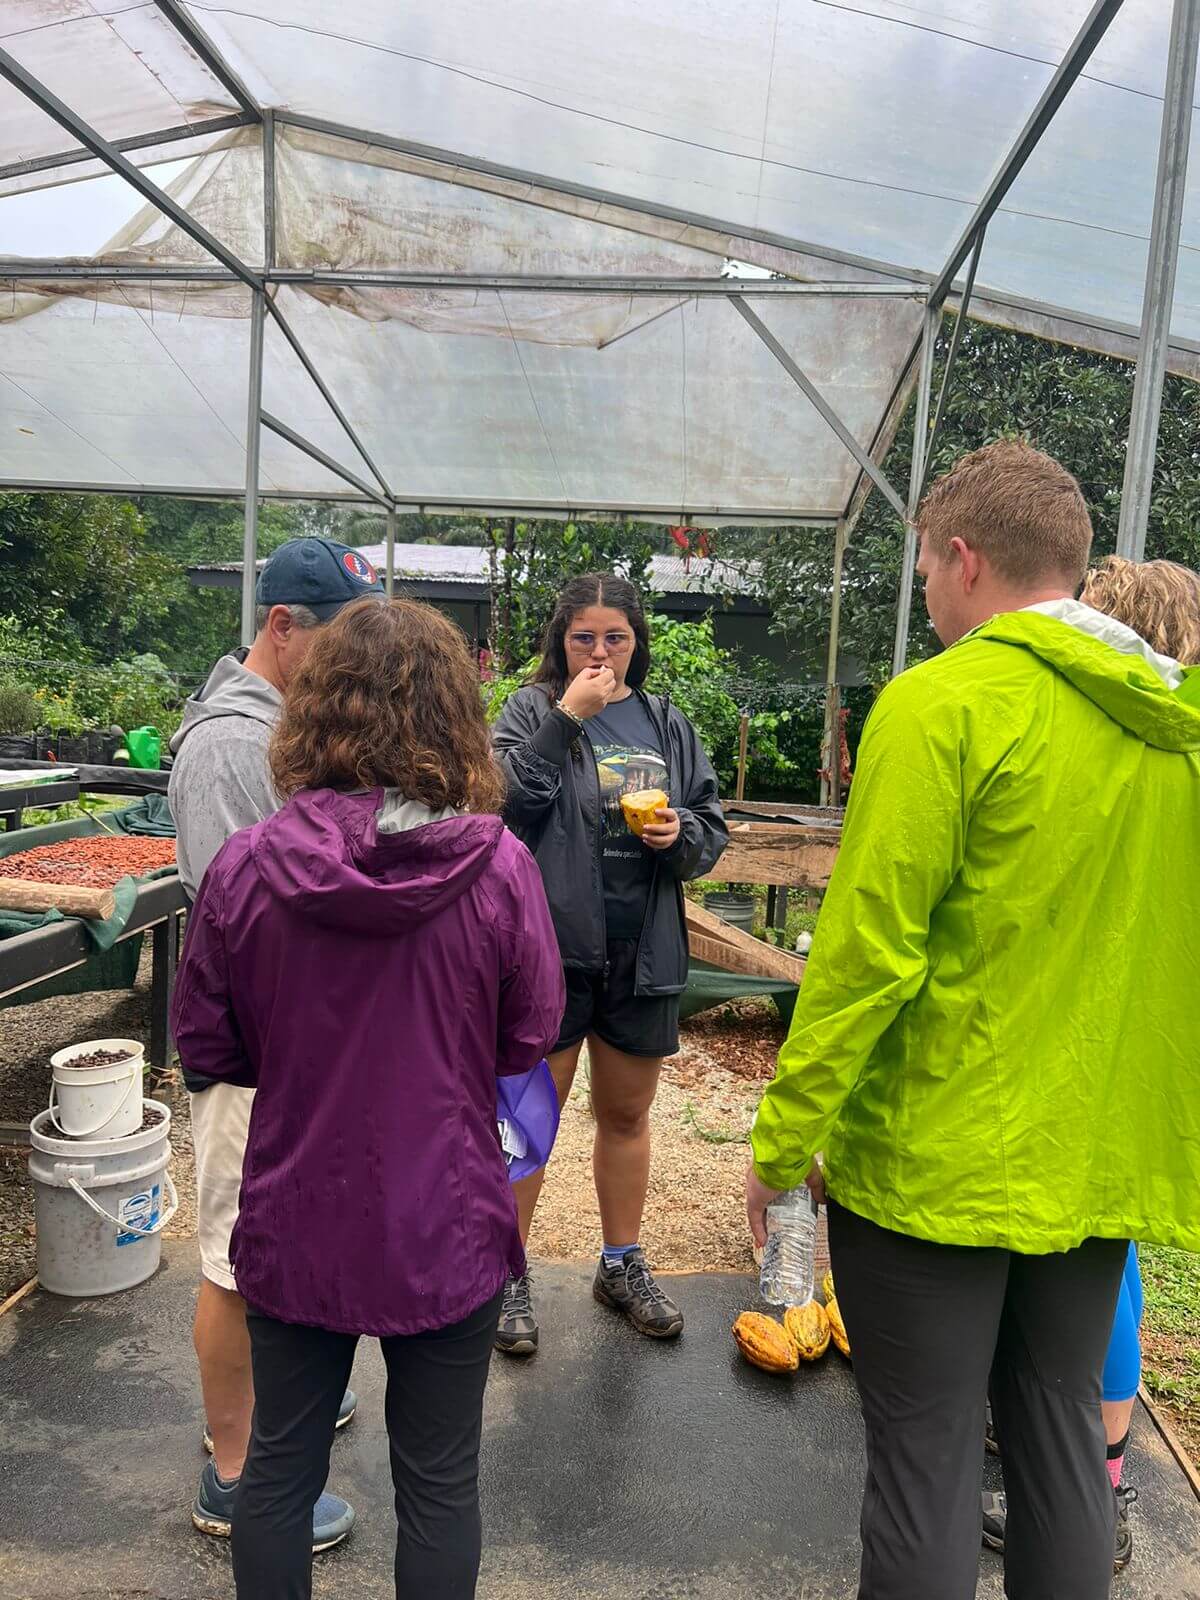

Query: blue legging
left=1102, top=1244, right=1143, bottom=1404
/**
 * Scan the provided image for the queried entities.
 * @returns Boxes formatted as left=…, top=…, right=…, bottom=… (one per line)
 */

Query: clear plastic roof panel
left=2, top=0, right=1200, bottom=511
left=0, top=280, right=924, bottom=515
left=2, top=3, right=239, bottom=165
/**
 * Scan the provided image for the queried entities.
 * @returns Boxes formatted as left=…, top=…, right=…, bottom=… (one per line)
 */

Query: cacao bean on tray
left=0, top=836, right=175, bottom=890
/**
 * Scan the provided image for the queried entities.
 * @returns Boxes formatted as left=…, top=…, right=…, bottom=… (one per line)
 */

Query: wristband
left=554, top=700, right=585, bottom=733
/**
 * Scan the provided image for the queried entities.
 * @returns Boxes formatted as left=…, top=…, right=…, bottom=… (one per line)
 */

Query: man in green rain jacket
left=747, top=440, right=1200, bottom=1600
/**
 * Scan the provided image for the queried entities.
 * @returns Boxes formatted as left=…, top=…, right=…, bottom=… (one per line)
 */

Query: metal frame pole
left=892, top=306, right=939, bottom=676
left=242, top=292, right=266, bottom=646
left=151, top=0, right=262, bottom=118
left=821, top=519, right=849, bottom=808
left=1118, top=0, right=1200, bottom=560
left=260, top=412, right=392, bottom=508
left=0, top=47, right=262, bottom=289
left=385, top=508, right=397, bottom=597
left=921, top=231, right=983, bottom=495
left=927, top=0, right=1125, bottom=309
left=0, top=113, right=253, bottom=184
left=262, top=108, right=277, bottom=270
left=731, top=297, right=909, bottom=520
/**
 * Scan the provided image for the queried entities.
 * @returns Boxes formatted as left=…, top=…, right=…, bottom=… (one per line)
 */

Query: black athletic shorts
left=555, top=938, right=680, bottom=1059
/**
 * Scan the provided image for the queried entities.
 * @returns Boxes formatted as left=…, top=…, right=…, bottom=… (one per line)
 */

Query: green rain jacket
left=751, top=604, right=1200, bottom=1254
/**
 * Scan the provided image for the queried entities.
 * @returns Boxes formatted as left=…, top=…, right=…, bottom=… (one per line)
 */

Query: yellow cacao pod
left=826, top=1294, right=851, bottom=1359
left=732, top=1312, right=799, bottom=1374
left=783, top=1299, right=831, bottom=1361
left=821, top=1269, right=836, bottom=1303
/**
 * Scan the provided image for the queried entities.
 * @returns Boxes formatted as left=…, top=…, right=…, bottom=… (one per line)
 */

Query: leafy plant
left=0, top=678, right=43, bottom=735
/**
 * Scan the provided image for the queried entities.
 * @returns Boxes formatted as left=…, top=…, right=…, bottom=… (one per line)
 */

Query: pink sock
left=1107, top=1452, right=1124, bottom=1490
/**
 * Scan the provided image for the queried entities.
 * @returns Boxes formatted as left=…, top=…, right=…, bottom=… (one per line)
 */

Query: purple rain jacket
left=170, top=788, right=566, bottom=1337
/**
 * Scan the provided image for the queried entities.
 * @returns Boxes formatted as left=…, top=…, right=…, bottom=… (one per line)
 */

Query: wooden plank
left=685, top=900, right=807, bottom=984
left=703, top=825, right=840, bottom=889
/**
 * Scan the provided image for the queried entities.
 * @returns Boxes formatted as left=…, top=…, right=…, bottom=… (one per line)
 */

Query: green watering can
left=125, top=726, right=162, bottom=770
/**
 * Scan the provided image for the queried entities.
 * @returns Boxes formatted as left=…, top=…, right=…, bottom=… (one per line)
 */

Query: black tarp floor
left=2, top=1242, right=1198, bottom=1600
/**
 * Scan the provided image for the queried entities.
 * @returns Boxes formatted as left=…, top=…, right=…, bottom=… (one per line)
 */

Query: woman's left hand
left=641, top=806, right=681, bottom=851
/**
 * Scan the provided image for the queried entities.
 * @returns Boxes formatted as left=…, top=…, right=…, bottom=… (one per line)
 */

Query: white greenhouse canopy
left=0, top=0, right=1198, bottom=549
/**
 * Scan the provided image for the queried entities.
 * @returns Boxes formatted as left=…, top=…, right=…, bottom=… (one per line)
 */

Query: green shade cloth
left=682, top=961, right=797, bottom=1027
left=104, top=793, right=175, bottom=837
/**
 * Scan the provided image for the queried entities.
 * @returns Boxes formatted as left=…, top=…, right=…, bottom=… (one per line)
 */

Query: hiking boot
left=495, top=1272, right=538, bottom=1356
left=1115, top=1484, right=1138, bottom=1570
left=985, top=1402, right=1000, bottom=1455
left=592, top=1248, right=684, bottom=1339
left=191, top=1459, right=355, bottom=1551
left=203, top=1387, right=357, bottom=1455
left=981, top=1485, right=1136, bottom=1573
left=981, top=1489, right=1007, bottom=1553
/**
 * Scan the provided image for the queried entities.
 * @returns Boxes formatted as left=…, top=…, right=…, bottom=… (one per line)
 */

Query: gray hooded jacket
left=168, top=651, right=282, bottom=900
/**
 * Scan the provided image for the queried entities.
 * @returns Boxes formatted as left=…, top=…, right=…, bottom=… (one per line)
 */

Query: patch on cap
left=342, top=550, right=378, bottom=584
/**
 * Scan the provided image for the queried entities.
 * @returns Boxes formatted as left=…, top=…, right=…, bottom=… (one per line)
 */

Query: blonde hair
left=918, top=439, right=1093, bottom=587
left=1081, top=555, right=1200, bottom=665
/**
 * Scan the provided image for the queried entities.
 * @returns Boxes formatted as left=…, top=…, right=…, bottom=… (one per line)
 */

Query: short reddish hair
left=918, top=439, right=1093, bottom=587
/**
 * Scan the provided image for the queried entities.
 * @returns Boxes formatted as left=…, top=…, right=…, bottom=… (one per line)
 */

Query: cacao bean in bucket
left=48, top=1037, right=143, bottom=1139
left=28, top=1098, right=176, bottom=1297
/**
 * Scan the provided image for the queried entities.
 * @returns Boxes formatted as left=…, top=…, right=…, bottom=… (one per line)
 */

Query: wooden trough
left=689, top=801, right=842, bottom=984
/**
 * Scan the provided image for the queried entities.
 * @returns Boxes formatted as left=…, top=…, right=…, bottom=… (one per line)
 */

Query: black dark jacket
left=492, top=685, right=728, bottom=995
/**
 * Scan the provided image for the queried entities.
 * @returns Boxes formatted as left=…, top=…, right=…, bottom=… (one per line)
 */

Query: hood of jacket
left=249, top=788, right=505, bottom=934
left=971, top=602, right=1200, bottom=753
left=170, top=651, right=281, bottom=755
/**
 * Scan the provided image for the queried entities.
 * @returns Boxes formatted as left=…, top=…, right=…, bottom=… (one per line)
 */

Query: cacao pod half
left=620, top=788, right=669, bottom=838
left=821, top=1269, right=836, bottom=1303
left=783, top=1299, right=831, bottom=1361
left=733, top=1311, right=799, bottom=1373
left=825, top=1294, right=851, bottom=1359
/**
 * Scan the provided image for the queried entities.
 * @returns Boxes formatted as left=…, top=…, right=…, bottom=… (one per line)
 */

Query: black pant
left=231, top=1291, right=504, bottom=1600
left=828, top=1201, right=1127, bottom=1600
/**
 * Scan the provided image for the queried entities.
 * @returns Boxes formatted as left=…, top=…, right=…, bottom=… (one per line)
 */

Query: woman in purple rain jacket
left=171, top=597, right=565, bottom=1600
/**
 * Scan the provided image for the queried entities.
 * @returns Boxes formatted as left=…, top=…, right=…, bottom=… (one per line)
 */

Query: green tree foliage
left=0, top=493, right=175, bottom=658
left=485, top=519, right=656, bottom=669
left=749, top=319, right=1200, bottom=683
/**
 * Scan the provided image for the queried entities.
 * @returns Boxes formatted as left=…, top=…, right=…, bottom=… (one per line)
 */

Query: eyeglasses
left=566, top=632, right=634, bottom=652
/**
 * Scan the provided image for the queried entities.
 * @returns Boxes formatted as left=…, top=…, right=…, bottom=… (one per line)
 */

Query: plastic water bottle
left=759, top=1184, right=819, bottom=1306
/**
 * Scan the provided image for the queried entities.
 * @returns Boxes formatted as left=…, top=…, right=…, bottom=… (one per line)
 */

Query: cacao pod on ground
left=822, top=1269, right=836, bottom=1303
left=784, top=1299, right=831, bottom=1361
left=825, top=1294, right=851, bottom=1359
left=733, top=1311, right=799, bottom=1373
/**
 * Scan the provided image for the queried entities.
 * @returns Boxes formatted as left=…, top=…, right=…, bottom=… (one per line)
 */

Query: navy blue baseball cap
left=256, top=537, right=385, bottom=623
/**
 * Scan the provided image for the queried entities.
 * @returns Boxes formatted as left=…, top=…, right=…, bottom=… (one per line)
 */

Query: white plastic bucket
left=48, top=1037, right=143, bottom=1139
left=28, top=1098, right=176, bottom=1297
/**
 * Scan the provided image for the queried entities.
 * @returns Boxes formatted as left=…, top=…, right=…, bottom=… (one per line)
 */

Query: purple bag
left=497, top=1060, right=560, bottom=1183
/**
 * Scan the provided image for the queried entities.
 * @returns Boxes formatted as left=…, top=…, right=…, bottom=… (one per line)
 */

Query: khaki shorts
left=189, top=1084, right=255, bottom=1292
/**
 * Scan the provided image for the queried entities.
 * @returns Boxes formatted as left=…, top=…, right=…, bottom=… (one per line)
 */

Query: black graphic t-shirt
left=587, top=695, right=668, bottom=941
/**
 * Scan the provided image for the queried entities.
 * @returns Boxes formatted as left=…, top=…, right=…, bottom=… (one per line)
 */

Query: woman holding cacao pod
left=493, top=573, right=728, bottom=1352
left=172, top=599, right=565, bottom=1599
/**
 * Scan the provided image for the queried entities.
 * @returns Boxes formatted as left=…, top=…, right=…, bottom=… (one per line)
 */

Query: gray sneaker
left=592, top=1248, right=683, bottom=1339
left=495, top=1272, right=538, bottom=1356
left=192, top=1459, right=355, bottom=1552
left=981, top=1485, right=1136, bottom=1572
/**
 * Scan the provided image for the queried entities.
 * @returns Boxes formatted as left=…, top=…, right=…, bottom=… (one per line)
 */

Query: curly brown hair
left=270, top=598, right=505, bottom=812
left=1081, top=555, right=1200, bottom=665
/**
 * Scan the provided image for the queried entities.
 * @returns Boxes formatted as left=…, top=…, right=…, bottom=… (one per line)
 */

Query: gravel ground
left=528, top=999, right=782, bottom=1273
left=1, top=975, right=781, bottom=1299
